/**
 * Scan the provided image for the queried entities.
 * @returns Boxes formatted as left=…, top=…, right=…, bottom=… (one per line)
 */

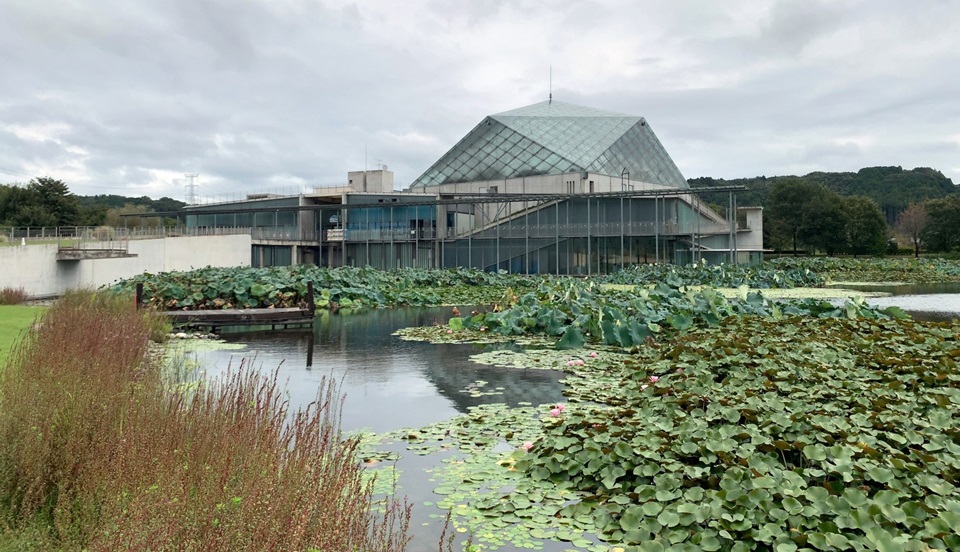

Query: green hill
left=689, top=166, right=957, bottom=224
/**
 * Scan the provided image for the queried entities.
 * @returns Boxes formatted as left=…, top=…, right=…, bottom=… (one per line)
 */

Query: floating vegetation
left=358, top=402, right=617, bottom=551
left=468, top=348, right=630, bottom=373
left=109, top=265, right=539, bottom=311
left=769, top=256, right=960, bottom=284
left=361, top=313, right=960, bottom=550
left=393, top=326, right=511, bottom=345
left=604, top=284, right=889, bottom=300
left=433, top=279, right=904, bottom=352
left=600, top=261, right=825, bottom=289
left=354, top=264, right=960, bottom=550
left=165, top=338, right=248, bottom=352
left=460, top=380, right=505, bottom=398
left=393, top=325, right=551, bottom=348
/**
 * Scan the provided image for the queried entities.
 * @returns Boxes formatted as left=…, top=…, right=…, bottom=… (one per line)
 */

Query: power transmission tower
left=184, top=173, right=199, bottom=205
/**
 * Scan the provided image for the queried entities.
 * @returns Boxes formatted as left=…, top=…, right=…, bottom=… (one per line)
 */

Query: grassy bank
left=0, top=305, right=44, bottom=368
left=0, top=292, right=410, bottom=550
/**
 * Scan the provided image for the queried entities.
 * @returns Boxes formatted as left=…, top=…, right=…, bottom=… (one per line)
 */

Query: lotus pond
left=169, top=279, right=960, bottom=552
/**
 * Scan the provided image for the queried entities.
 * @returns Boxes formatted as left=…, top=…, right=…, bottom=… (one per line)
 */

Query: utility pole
left=184, top=174, right=199, bottom=205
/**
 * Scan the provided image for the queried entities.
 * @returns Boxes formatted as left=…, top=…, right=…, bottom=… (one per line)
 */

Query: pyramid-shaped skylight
left=410, top=100, right=688, bottom=188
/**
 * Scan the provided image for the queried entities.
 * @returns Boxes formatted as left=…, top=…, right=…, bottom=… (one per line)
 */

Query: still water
left=837, top=282, right=960, bottom=322
left=189, top=307, right=570, bottom=551
left=202, top=308, right=567, bottom=435
left=186, top=291, right=960, bottom=551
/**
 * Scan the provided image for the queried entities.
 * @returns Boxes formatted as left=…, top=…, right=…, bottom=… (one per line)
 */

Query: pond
left=832, top=282, right=960, bottom=321
left=180, top=307, right=572, bottom=551
left=177, top=289, right=960, bottom=551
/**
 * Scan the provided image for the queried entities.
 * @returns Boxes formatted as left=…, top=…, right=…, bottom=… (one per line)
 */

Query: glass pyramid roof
left=411, top=100, right=688, bottom=188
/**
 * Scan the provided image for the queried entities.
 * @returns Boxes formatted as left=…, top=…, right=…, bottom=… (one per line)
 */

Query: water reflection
left=831, top=281, right=960, bottom=296
left=866, top=294, right=960, bottom=322
left=198, top=307, right=567, bottom=434
left=830, top=282, right=960, bottom=322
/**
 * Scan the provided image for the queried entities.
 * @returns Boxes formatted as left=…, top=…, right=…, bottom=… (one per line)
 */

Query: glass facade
left=182, top=100, right=755, bottom=272
left=411, top=100, right=688, bottom=188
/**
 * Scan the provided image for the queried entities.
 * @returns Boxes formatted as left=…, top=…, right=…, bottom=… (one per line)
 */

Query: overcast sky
left=2, top=0, right=958, bottom=201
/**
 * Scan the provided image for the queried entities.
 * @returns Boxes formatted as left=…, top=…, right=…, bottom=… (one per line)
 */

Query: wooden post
left=135, top=283, right=143, bottom=310
left=306, top=332, right=314, bottom=368
left=306, top=282, right=315, bottom=316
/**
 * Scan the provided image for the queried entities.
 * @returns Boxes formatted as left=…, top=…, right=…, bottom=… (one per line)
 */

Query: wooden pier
left=137, top=282, right=316, bottom=331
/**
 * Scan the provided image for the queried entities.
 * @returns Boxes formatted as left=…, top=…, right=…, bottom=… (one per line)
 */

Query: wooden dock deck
left=161, top=307, right=314, bottom=329
left=137, top=282, right=316, bottom=331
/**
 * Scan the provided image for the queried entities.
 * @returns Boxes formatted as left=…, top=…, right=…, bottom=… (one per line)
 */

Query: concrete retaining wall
left=0, top=234, right=251, bottom=298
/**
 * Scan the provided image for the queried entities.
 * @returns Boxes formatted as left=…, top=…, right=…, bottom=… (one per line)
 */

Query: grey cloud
left=1, top=0, right=959, bottom=197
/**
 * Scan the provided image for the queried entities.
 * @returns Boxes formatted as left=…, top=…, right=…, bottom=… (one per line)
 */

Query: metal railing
left=1, top=225, right=253, bottom=247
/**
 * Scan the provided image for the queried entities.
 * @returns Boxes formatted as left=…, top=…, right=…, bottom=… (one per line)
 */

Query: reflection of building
left=183, top=100, right=762, bottom=273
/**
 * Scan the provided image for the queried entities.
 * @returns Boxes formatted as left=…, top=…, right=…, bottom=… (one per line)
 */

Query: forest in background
left=0, top=178, right=184, bottom=228
left=691, top=166, right=958, bottom=256
left=3, top=166, right=959, bottom=255
left=689, top=166, right=956, bottom=224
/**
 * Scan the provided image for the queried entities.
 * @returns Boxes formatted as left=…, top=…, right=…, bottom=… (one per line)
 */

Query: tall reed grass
left=0, top=291, right=410, bottom=550
left=0, top=287, right=28, bottom=305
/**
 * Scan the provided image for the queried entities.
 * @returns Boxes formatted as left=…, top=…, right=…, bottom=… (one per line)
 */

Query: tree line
left=4, top=171, right=958, bottom=256
left=0, top=177, right=184, bottom=228
left=693, top=166, right=958, bottom=256
left=690, top=166, right=955, bottom=224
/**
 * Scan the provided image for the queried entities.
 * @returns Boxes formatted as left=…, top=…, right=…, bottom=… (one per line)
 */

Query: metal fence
left=1, top=225, right=253, bottom=247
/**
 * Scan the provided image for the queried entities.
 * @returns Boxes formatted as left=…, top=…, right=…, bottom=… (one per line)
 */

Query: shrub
left=0, top=287, right=28, bottom=305
left=0, top=291, right=410, bottom=551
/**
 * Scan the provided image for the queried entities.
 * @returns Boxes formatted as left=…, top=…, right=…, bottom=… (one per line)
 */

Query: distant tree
left=7, top=204, right=58, bottom=227
left=844, top=196, right=888, bottom=257
left=690, top=165, right=956, bottom=225
left=800, top=189, right=849, bottom=255
left=895, top=203, right=928, bottom=257
left=0, top=184, right=29, bottom=225
left=104, top=204, right=163, bottom=228
left=79, top=204, right=108, bottom=226
left=28, top=177, right=81, bottom=226
left=150, top=196, right=187, bottom=213
left=922, top=196, right=960, bottom=252
left=765, top=178, right=820, bottom=251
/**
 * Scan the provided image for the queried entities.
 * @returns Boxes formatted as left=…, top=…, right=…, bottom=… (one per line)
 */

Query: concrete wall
left=0, top=234, right=251, bottom=298
left=347, top=169, right=394, bottom=193
left=737, top=207, right=764, bottom=251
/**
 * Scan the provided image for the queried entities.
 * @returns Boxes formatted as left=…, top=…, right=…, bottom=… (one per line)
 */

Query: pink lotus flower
left=549, top=408, right=562, bottom=417
left=446, top=329, right=453, bottom=334
left=555, top=403, right=566, bottom=412
left=520, top=441, right=534, bottom=452
left=576, top=359, right=585, bottom=366
left=589, top=352, right=598, bottom=358
left=567, top=360, right=576, bottom=367
left=649, top=376, right=660, bottom=383
left=641, top=384, right=649, bottom=391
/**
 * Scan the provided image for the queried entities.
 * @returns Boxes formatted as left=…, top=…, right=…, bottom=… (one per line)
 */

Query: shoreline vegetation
left=107, top=257, right=960, bottom=314
left=0, top=292, right=410, bottom=551
left=2, top=256, right=959, bottom=551
left=376, top=261, right=960, bottom=550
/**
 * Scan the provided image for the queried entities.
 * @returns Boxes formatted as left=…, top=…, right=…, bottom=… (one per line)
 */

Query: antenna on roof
left=549, top=65, right=552, bottom=104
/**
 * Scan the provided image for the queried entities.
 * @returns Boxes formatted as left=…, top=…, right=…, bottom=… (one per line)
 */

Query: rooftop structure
left=411, top=100, right=687, bottom=188
left=178, top=100, right=762, bottom=272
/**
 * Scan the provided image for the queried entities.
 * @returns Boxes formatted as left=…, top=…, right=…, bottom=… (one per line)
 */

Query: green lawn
left=0, top=306, right=45, bottom=367
left=0, top=239, right=78, bottom=247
